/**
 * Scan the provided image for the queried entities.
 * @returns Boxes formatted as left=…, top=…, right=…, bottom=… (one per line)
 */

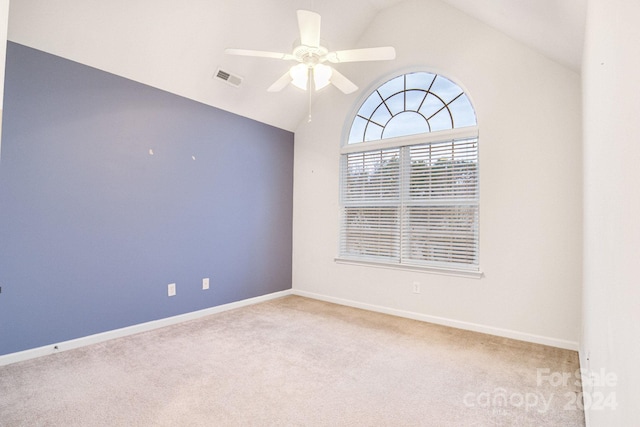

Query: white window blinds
left=340, top=148, right=401, bottom=262
left=339, top=137, right=479, bottom=270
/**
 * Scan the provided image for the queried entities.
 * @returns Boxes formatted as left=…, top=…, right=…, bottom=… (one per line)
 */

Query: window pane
left=357, top=91, right=383, bottom=119
left=402, top=205, right=478, bottom=266
left=428, top=108, right=453, bottom=132
left=342, top=149, right=400, bottom=202
left=348, top=116, right=368, bottom=143
left=405, top=90, right=426, bottom=111
left=418, top=93, right=445, bottom=120
left=448, top=94, right=477, bottom=128
left=429, top=141, right=454, bottom=163
left=410, top=139, right=478, bottom=200
left=385, top=93, right=405, bottom=115
left=382, top=112, right=429, bottom=139
left=406, top=72, right=435, bottom=91
left=341, top=207, right=400, bottom=260
left=364, top=122, right=383, bottom=141
left=430, top=75, right=463, bottom=103
left=377, top=75, right=404, bottom=100
left=370, top=104, right=392, bottom=127
left=340, top=148, right=402, bottom=262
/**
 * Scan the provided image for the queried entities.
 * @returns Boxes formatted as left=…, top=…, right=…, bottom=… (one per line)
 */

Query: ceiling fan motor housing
left=292, top=43, right=329, bottom=66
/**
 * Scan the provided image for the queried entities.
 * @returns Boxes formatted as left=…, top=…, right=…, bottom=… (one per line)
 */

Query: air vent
left=214, top=68, right=243, bottom=88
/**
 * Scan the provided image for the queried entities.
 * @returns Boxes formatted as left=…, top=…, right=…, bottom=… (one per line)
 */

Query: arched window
left=348, top=72, right=476, bottom=143
left=338, top=72, right=480, bottom=276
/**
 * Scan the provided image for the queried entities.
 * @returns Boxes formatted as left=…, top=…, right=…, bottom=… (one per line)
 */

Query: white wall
left=293, top=0, right=582, bottom=349
left=582, top=0, right=640, bottom=424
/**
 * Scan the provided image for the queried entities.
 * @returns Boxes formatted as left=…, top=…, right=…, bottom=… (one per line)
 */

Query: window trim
left=334, top=256, right=483, bottom=279
left=341, top=126, right=479, bottom=155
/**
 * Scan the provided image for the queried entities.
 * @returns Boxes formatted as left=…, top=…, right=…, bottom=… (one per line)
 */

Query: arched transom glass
left=348, top=72, right=477, bottom=144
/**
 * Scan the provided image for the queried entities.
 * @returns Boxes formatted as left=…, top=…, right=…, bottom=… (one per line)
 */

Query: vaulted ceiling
left=7, top=0, right=585, bottom=131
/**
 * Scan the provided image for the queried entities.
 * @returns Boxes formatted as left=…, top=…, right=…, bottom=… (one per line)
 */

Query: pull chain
left=307, top=67, right=313, bottom=122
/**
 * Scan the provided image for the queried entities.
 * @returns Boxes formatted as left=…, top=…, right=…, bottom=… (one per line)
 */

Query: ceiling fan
left=225, top=10, right=396, bottom=94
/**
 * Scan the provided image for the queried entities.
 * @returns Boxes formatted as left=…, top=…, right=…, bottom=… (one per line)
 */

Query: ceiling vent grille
left=215, top=68, right=243, bottom=87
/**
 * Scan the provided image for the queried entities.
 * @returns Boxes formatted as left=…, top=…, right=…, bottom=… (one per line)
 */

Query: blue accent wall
left=0, top=42, right=294, bottom=355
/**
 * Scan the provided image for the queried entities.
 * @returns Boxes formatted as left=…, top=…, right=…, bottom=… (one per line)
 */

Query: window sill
left=334, top=257, right=483, bottom=279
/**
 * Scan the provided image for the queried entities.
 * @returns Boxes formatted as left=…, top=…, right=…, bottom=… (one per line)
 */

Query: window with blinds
left=339, top=72, right=479, bottom=274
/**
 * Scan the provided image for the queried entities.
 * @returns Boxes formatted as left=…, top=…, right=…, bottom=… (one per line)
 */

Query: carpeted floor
left=0, top=296, right=584, bottom=426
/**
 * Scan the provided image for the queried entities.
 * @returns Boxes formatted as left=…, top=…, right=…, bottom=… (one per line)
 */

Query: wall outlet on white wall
left=413, top=281, right=421, bottom=294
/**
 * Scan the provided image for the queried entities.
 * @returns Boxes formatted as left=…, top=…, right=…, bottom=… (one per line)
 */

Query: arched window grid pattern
left=339, top=71, right=480, bottom=276
left=348, top=72, right=476, bottom=144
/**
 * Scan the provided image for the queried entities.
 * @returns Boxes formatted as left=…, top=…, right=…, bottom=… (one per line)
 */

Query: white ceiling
left=442, top=0, right=585, bottom=72
left=6, top=0, right=585, bottom=132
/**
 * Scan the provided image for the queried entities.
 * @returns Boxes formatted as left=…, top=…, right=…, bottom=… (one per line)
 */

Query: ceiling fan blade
left=267, top=71, right=293, bottom=92
left=329, top=67, right=358, bottom=94
left=297, top=10, right=321, bottom=48
left=325, top=46, right=396, bottom=63
left=225, top=48, right=294, bottom=61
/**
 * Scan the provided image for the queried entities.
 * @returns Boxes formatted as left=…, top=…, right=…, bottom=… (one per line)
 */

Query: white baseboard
left=1, top=288, right=579, bottom=367
left=292, top=289, right=580, bottom=351
left=0, top=290, right=292, bottom=367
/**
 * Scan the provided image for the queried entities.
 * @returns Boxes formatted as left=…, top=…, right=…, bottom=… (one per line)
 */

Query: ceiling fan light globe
left=290, top=63, right=309, bottom=90
left=313, top=64, right=332, bottom=91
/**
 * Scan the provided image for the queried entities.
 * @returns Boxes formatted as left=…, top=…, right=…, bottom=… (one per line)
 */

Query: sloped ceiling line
left=7, top=0, right=584, bottom=131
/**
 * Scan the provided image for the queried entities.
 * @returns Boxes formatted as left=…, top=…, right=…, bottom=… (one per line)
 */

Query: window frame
left=337, top=72, right=481, bottom=279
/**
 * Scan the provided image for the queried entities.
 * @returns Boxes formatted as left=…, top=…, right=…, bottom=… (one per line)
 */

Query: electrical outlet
left=202, top=278, right=210, bottom=290
left=168, top=283, right=176, bottom=297
left=413, top=281, right=421, bottom=294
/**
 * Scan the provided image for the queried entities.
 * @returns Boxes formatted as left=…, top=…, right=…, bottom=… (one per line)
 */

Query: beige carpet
left=0, top=296, right=584, bottom=426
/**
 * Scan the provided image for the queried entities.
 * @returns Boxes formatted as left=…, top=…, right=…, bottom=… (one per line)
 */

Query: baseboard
left=292, top=289, right=580, bottom=351
left=1, top=288, right=579, bottom=367
left=0, top=289, right=293, bottom=367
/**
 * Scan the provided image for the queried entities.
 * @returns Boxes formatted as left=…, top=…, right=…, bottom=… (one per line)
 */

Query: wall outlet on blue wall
left=168, top=283, right=176, bottom=297
left=202, top=278, right=210, bottom=290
